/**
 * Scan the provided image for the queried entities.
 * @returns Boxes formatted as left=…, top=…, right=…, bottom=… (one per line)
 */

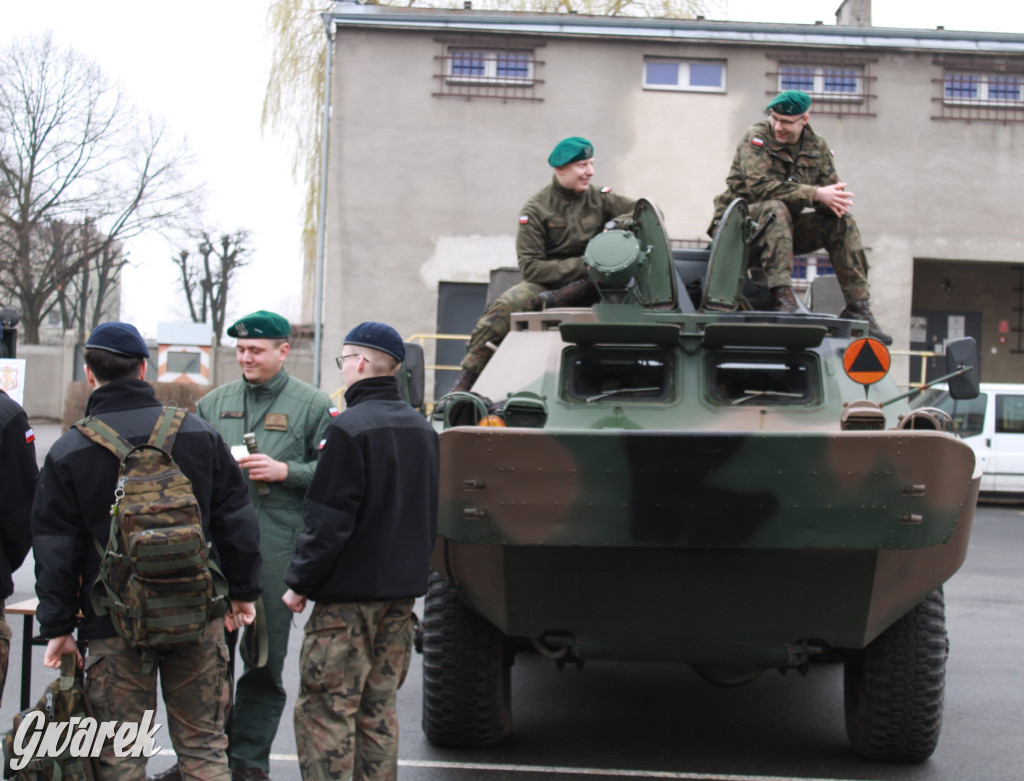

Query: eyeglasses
left=335, top=353, right=369, bottom=369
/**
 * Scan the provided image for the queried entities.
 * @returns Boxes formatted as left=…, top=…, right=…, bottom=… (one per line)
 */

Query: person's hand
left=224, top=600, right=256, bottom=632
left=237, top=454, right=289, bottom=483
left=814, top=182, right=854, bottom=218
left=43, top=635, right=81, bottom=669
left=282, top=589, right=307, bottom=614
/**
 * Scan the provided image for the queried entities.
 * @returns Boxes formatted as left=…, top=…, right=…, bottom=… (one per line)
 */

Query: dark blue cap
left=344, top=321, right=405, bottom=363
left=85, top=322, right=150, bottom=359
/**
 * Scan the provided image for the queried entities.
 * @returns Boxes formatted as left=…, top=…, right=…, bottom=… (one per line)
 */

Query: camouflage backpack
left=2, top=653, right=99, bottom=780
left=74, top=407, right=227, bottom=668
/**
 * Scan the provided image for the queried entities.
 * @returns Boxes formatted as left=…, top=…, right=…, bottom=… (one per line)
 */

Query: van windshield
left=924, top=392, right=988, bottom=438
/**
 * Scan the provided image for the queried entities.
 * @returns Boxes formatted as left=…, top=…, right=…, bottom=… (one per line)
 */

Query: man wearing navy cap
left=183, top=309, right=336, bottom=781
left=450, top=135, right=637, bottom=392
left=32, top=321, right=262, bottom=780
left=283, top=322, right=439, bottom=781
left=709, top=90, right=891, bottom=344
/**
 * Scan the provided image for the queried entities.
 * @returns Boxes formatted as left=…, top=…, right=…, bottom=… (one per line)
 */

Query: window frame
left=445, top=46, right=536, bottom=87
left=705, top=349, right=822, bottom=408
left=943, top=71, right=1024, bottom=108
left=562, top=346, right=676, bottom=404
left=778, top=63, right=866, bottom=103
left=642, top=58, right=727, bottom=94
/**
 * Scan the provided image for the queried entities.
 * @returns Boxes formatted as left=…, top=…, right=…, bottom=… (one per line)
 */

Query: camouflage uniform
left=0, top=390, right=36, bottom=707
left=86, top=619, right=231, bottom=781
left=461, top=178, right=636, bottom=373
left=710, top=120, right=870, bottom=305
left=294, top=600, right=414, bottom=781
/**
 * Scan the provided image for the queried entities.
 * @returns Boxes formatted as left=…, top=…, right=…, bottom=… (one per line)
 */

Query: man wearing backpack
left=190, top=310, right=336, bottom=781
left=32, top=321, right=262, bottom=781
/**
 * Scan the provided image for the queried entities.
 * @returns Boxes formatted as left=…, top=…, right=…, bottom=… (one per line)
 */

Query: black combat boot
left=840, top=300, right=892, bottom=345
left=449, top=367, right=479, bottom=394
left=146, top=767, right=181, bottom=781
left=771, top=285, right=809, bottom=314
left=539, top=277, right=599, bottom=309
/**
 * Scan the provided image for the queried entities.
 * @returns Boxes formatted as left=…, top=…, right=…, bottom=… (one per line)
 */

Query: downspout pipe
left=313, top=14, right=335, bottom=387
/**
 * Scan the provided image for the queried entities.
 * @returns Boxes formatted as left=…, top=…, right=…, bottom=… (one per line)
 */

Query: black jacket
left=284, top=375, right=439, bottom=602
left=0, top=391, right=37, bottom=600
left=32, top=379, right=262, bottom=640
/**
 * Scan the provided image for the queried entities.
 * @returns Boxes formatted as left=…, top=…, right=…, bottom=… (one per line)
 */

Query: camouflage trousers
left=294, top=598, right=415, bottom=781
left=85, top=619, right=231, bottom=781
left=0, top=604, right=10, bottom=709
left=748, top=200, right=870, bottom=304
left=461, top=281, right=547, bottom=373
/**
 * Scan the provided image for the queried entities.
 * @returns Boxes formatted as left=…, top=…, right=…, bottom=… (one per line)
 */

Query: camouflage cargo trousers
left=748, top=200, right=870, bottom=304
left=0, top=604, right=10, bottom=709
left=461, top=281, right=547, bottom=373
left=294, top=598, right=415, bottom=781
left=86, top=619, right=231, bottom=781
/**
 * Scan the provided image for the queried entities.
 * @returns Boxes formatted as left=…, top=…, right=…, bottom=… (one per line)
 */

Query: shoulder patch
left=318, top=437, right=327, bottom=450
left=601, top=186, right=612, bottom=193
left=24, top=427, right=34, bottom=444
left=519, top=215, right=529, bottom=224
left=751, top=137, right=765, bottom=149
left=329, top=406, right=339, bottom=417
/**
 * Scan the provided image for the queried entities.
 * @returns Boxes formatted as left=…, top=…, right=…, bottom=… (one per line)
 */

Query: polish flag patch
left=24, top=428, right=34, bottom=444
left=318, top=438, right=327, bottom=450
left=601, top=186, right=612, bottom=193
left=328, top=407, right=339, bottom=417
left=751, top=137, right=765, bottom=148
left=519, top=215, right=529, bottom=224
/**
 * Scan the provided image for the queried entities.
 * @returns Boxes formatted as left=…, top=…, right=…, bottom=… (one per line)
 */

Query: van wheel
left=843, top=588, right=948, bottom=762
left=421, top=571, right=512, bottom=747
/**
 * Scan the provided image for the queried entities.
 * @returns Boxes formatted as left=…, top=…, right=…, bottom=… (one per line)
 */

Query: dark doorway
left=435, top=282, right=486, bottom=400
left=909, top=310, right=983, bottom=384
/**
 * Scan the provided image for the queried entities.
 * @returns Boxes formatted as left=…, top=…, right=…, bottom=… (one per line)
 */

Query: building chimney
left=835, top=0, right=871, bottom=27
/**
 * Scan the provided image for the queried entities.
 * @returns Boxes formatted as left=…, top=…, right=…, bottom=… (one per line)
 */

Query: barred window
left=644, top=59, right=726, bottom=93
left=933, top=58, right=1024, bottom=122
left=779, top=64, right=864, bottom=101
left=767, top=55, right=875, bottom=117
left=435, top=43, right=543, bottom=101
left=944, top=72, right=1023, bottom=105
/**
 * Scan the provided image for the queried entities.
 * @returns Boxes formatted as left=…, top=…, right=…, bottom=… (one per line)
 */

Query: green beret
left=766, top=90, right=812, bottom=116
left=227, top=310, right=291, bottom=339
left=548, top=136, right=594, bottom=168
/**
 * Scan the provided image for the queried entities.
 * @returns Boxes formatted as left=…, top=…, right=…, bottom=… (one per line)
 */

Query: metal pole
left=312, top=15, right=335, bottom=387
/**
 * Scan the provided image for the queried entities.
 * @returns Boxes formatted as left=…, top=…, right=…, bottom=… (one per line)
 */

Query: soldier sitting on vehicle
left=450, top=136, right=638, bottom=393
left=708, top=90, right=892, bottom=345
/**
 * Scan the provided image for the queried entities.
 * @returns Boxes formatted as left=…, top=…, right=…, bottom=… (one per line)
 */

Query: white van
left=914, top=382, right=1024, bottom=496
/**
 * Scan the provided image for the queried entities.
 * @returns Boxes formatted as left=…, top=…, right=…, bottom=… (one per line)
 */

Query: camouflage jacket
left=711, top=120, right=840, bottom=227
left=517, top=177, right=636, bottom=288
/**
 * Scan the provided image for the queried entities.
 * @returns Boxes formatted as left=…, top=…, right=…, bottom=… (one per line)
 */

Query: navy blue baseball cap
left=344, top=322, right=405, bottom=363
left=85, top=322, right=150, bottom=359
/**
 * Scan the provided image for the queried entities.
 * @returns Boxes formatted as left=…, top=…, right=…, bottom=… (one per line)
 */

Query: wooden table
left=6, top=597, right=42, bottom=710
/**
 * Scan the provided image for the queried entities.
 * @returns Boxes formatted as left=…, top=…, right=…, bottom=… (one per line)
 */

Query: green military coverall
left=196, top=369, right=335, bottom=774
left=710, top=119, right=870, bottom=305
left=460, top=177, right=636, bottom=374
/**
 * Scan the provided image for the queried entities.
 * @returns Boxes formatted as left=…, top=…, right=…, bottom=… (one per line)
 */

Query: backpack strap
left=73, top=415, right=134, bottom=460
left=149, top=405, right=186, bottom=452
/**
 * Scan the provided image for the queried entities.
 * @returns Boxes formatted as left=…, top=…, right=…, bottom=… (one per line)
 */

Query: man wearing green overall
left=185, top=310, right=335, bottom=781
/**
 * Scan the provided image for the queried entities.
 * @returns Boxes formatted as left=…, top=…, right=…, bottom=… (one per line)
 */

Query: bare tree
left=172, top=230, right=252, bottom=346
left=0, top=33, right=201, bottom=343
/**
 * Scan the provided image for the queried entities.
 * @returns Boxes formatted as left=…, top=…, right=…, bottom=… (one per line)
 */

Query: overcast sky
left=3, top=1, right=1022, bottom=339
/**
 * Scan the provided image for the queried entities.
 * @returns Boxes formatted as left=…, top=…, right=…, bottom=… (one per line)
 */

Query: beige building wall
left=320, top=6, right=1024, bottom=398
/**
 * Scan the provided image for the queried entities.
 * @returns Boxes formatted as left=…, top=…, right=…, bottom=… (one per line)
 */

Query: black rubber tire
left=421, top=570, right=512, bottom=747
left=844, top=588, right=948, bottom=762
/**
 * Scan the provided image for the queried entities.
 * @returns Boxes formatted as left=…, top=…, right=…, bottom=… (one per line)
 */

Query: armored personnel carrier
left=420, top=199, right=981, bottom=762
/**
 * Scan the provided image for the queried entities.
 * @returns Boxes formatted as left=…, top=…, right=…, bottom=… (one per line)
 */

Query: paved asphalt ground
left=4, top=421, right=1023, bottom=780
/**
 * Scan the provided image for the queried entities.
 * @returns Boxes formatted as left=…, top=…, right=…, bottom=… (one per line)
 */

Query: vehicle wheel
left=843, top=588, right=948, bottom=762
left=421, top=570, right=512, bottom=747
